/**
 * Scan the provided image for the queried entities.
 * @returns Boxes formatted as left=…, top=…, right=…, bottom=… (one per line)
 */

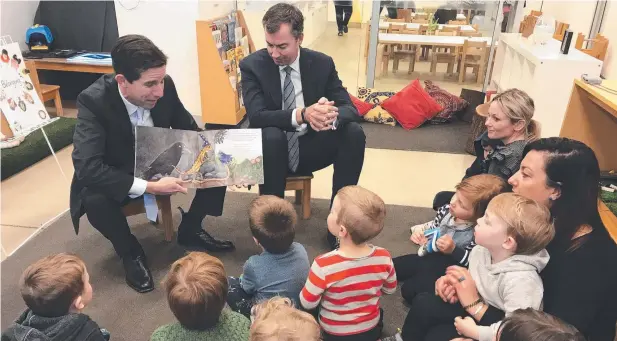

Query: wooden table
left=378, top=22, right=476, bottom=32
left=379, top=33, right=492, bottom=46
left=560, top=79, right=617, bottom=242
left=28, top=58, right=113, bottom=74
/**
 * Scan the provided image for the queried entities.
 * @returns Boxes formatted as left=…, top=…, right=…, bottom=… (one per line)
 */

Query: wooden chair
left=430, top=30, right=458, bottom=76
left=386, top=18, right=405, bottom=23
left=259, top=175, right=313, bottom=219
left=440, top=26, right=461, bottom=34
left=392, top=28, right=419, bottom=74
left=553, top=21, right=570, bottom=41
left=123, top=195, right=174, bottom=241
left=459, top=31, right=482, bottom=37
left=458, top=40, right=488, bottom=84
left=575, top=33, right=609, bottom=61
left=519, top=15, right=538, bottom=38
left=414, top=13, right=429, bottom=20
left=285, top=175, right=313, bottom=220
left=24, top=60, right=64, bottom=117
left=397, top=9, right=412, bottom=22
left=448, top=20, right=467, bottom=25
left=530, top=10, right=543, bottom=17
left=412, top=19, right=428, bottom=24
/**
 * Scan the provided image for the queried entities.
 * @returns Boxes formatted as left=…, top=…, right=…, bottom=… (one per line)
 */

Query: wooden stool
left=285, top=175, right=313, bottom=219
left=122, top=195, right=174, bottom=241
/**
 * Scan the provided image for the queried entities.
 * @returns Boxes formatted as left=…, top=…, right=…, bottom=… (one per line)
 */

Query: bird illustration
left=180, top=138, right=212, bottom=178
left=141, top=142, right=192, bottom=180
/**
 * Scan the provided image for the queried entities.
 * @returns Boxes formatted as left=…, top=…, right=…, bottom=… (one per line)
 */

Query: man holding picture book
left=240, top=3, right=366, bottom=250
left=70, top=35, right=234, bottom=294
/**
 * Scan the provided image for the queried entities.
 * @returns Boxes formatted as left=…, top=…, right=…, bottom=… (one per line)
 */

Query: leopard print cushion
left=357, top=87, right=398, bottom=126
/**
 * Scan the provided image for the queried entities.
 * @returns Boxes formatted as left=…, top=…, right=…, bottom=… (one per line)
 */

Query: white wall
left=600, top=1, right=616, bottom=79
left=115, top=0, right=235, bottom=117
left=241, top=1, right=328, bottom=50
left=537, top=1, right=596, bottom=36
left=0, top=0, right=40, bottom=50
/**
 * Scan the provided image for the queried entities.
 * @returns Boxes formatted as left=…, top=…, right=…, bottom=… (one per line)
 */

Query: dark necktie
left=283, top=66, right=299, bottom=172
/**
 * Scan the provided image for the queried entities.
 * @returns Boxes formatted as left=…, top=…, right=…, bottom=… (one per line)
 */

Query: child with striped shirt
left=300, top=186, right=397, bottom=341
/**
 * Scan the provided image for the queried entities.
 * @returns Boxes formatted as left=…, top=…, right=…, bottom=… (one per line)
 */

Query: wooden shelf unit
left=196, top=11, right=255, bottom=126
left=560, top=79, right=617, bottom=243
left=490, top=33, right=603, bottom=138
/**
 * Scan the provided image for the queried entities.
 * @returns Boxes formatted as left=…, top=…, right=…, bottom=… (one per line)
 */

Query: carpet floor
left=1, top=191, right=432, bottom=340
left=362, top=119, right=471, bottom=155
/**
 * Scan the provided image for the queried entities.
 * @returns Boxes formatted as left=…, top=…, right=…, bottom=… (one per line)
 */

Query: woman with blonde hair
left=479, top=88, right=540, bottom=179
left=433, top=88, right=540, bottom=209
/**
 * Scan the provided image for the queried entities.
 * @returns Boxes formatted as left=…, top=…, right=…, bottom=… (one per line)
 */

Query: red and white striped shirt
left=299, top=246, right=397, bottom=336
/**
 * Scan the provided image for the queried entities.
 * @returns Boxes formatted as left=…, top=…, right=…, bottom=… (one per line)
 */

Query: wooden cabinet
left=560, top=79, right=617, bottom=242
left=490, top=33, right=603, bottom=138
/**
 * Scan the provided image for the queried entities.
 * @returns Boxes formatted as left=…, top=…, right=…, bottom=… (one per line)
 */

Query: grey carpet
left=1, top=191, right=431, bottom=340
left=362, top=119, right=471, bottom=154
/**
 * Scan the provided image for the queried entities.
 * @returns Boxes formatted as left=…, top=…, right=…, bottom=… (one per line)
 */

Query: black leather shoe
left=338, top=30, right=344, bottom=36
left=177, top=207, right=235, bottom=251
left=327, top=231, right=340, bottom=250
left=343, top=25, right=349, bottom=33
left=122, top=255, right=154, bottom=293
left=178, top=229, right=235, bottom=252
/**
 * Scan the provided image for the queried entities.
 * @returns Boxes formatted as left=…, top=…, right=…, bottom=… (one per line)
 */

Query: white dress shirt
left=118, top=86, right=154, bottom=198
left=279, top=50, right=337, bottom=132
left=279, top=51, right=308, bottom=135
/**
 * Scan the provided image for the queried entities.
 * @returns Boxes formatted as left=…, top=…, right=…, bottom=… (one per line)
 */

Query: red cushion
left=381, top=79, right=443, bottom=130
left=349, top=92, right=374, bottom=116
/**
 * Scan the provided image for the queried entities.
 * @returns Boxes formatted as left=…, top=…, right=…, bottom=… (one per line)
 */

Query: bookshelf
left=560, top=79, right=617, bottom=243
left=196, top=11, right=255, bottom=126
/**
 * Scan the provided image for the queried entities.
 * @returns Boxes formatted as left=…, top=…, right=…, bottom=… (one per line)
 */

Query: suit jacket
left=70, top=74, right=199, bottom=233
left=239, top=47, right=359, bottom=131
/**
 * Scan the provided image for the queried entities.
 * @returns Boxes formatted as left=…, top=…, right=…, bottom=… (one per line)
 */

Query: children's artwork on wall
left=0, top=42, right=52, bottom=137
left=135, top=127, right=264, bottom=189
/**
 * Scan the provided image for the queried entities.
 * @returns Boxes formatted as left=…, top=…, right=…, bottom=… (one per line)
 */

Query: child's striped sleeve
left=300, top=260, right=327, bottom=310
left=382, top=257, right=398, bottom=294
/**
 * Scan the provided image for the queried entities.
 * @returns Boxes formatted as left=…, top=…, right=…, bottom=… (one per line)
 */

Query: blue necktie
left=132, top=108, right=158, bottom=222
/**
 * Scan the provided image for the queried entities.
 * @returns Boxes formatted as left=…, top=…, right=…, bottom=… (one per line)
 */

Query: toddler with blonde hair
left=250, top=297, right=321, bottom=341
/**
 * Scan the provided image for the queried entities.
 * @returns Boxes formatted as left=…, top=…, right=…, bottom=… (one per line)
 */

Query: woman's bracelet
left=462, top=298, right=483, bottom=310
left=471, top=303, right=485, bottom=317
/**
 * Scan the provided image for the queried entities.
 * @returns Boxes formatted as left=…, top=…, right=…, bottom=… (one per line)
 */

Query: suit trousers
left=81, top=186, right=226, bottom=258
left=259, top=122, right=365, bottom=206
left=334, top=5, right=353, bottom=31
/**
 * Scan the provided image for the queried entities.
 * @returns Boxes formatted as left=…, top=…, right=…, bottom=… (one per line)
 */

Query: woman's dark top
left=482, top=225, right=617, bottom=340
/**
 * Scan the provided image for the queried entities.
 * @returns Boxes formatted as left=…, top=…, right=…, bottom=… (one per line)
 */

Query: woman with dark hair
left=423, top=137, right=617, bottom=341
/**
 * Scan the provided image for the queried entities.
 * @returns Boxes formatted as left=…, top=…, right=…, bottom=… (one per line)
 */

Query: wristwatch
left=301, top=107, right=306, bottom=123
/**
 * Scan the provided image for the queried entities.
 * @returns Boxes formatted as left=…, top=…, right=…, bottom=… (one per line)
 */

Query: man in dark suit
left=240, top=3, right=366, bottom=249
left=70, top=35, right=234, bottom=293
